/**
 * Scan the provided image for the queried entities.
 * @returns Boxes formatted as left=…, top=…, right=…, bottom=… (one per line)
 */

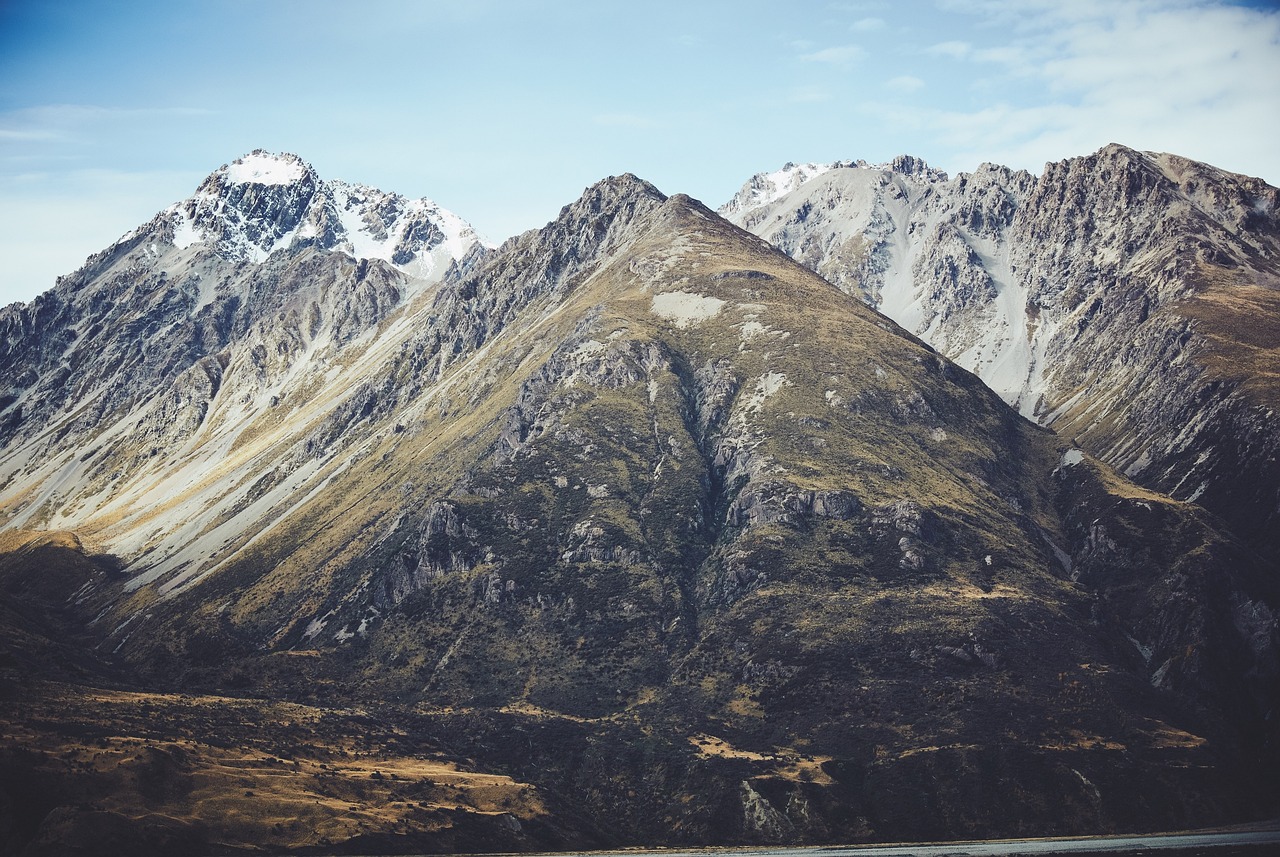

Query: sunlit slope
left=93, top=182, right=1277, bottom=838
left=0, top=170, right=1276, bottom=844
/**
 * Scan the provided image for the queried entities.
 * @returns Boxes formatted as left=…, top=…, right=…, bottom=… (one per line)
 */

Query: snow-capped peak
left=325, top=180, right=484, bottom=279
left=223, top=150, right=309, bottom=186
left=719, top=155, right=950, bottom=222
left=155, top=151, right=481, bottom=278
left=719, top=161, right=854, bottom=220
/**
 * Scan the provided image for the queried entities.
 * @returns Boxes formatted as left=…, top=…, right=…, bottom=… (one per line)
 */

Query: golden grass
left=1176, top=271, right=1280, bottom=410
left=689, top=734, right=835, bottom=785
left=1, top=683, right=548, bottom=852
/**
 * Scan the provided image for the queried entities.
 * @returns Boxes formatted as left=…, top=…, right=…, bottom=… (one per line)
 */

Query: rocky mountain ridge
left=164, top=149, right=481, bottom=276
left=0, top=149, right=1277, bottom=854
left=0, top=152, right=483, bottom=572
left=721, top=144, right=1280, bottom=565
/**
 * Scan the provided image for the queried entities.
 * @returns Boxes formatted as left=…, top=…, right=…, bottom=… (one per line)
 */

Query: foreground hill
left=0, top=156, right=1276, bottom=853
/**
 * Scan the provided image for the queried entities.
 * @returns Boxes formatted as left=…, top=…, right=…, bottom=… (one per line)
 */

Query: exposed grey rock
left=724, top=144, right=1280, bottom=565
left=872, top=500, right=922, bottom=536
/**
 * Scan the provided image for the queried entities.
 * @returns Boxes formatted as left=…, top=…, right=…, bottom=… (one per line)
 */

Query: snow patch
left=226, top=152, right=305, bottom=185
left=330, top=183, right=478, bottom=278
left=170, top=208, right=200, bottom=250
left=650, top=291, right=725, bottom=328
left=723, top=161, right=852, bottom=216
left=1060, top=448, right=1085, bottom=468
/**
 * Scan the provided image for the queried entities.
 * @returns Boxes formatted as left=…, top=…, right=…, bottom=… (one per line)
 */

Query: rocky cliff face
left=0, top=155, right=1277, bottom=853
left=0, top=152, right=482, bottom=581
left=722, top=145, right=1280, bottom=566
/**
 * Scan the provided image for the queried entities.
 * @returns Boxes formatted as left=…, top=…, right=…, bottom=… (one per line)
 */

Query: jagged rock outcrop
left=0, top=151, right=481, bottom=575
left=723, top=144, right=1280, bottom=566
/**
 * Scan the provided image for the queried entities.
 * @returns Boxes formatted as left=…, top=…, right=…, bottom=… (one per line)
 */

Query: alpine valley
left=0, top=148, right=1276, bottom=856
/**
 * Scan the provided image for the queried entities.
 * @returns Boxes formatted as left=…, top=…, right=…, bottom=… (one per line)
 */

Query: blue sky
left=2, top=0, right=1278, bottom=305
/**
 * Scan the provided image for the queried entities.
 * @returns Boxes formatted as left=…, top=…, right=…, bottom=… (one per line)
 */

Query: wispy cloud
left=4, top=104, right=212, bottom=124
left=800, top=44, right=866, bottom=64
left=789, top=87, right=832, bottom=103
left=0, top=104, right=214, bottom=149
left=925, top=40, right=972, bottom=59
left=886, top=75, right=925, bottom=93
left=864, top=0, right=1280, bottom=182
left=851, top=17, right=886, bottom=32
left=0, top=128, right=62, bottom=142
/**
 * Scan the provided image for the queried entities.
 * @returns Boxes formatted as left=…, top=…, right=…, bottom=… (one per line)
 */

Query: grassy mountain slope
left=0, top=177, right=1276, bottom=852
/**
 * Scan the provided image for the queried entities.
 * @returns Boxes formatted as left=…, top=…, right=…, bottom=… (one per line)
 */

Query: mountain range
left=0, top=147, right=1276, bottom=856
left=721, top=145, right=1280, bottom=567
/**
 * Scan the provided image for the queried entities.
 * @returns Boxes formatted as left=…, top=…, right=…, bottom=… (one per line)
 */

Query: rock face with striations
left=722, top=144, right=1280, bottom=567
left=0, top=151, right=483, bottom=580
left=0, top=154, right=1277, bottom=853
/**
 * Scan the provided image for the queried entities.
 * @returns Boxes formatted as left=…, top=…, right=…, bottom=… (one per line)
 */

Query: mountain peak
left=886, top=153, right=947, bottom=182
left=717, top=161, right=845, bottom=220
left=480, top=173, right=670, bottom=292
left=575, top=173, right=668, bottom=211
left=718, top=155, right=950, bottom=223
left=155, top=151, right=480, bottom=276
left=220, top=150, right=312, bottom=186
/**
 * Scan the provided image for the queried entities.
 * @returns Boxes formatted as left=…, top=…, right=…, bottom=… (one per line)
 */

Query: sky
left=1, top=0, right=1278, bottom=306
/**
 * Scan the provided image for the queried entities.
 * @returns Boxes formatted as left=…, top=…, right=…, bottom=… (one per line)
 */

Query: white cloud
left=851, top=17, right=886, bottom=31
left=886, top=75, right=926, bottom=93
left=971, top=45, right=1029, bottom=66
left=881, top=1, right=1280, bottom=183
left=926, top=40, right=973, bottom=59
left=1, top=104, right=211, bottom=133
left=0, top=128, right=63, bottom=142
left=800, top=44, right=866, bottom=64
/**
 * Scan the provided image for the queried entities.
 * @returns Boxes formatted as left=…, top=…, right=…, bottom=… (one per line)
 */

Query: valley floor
left=0, top=678, right=591, bottom=856
left=4, top=674, right=1278, bottom=857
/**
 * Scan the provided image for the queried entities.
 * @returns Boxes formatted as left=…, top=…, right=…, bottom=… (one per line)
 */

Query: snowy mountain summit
left=164, top=149, right=482, bottom=279
left=719, top=155, right=949, bottom=224
left=0, top=151, right=485, bottom=550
